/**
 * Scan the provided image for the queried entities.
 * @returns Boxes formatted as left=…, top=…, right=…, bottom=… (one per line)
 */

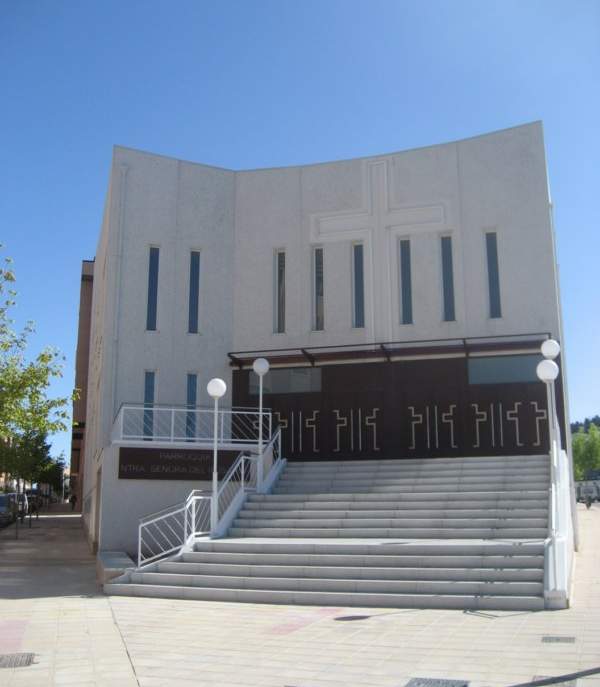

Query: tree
left=0, top=247, right=76, bottom=490
left=39, top=455, right=65, bottom=494
left=572, top=424, right=600, bottom=480
left=571, top=415, right=600, bottom=434
left=0, top=247, right=75, bottom=440
left=2, top=432, right=51, bottom=483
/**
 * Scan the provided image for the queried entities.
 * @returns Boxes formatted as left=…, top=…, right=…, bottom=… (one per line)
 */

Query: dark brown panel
left=233, top=358, right=554, bottom=461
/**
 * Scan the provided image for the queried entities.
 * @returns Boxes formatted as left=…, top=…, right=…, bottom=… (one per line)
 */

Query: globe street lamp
left=207, top=377, right=227, bottom=534
left=537, top=356, right=560, bottom=455
left=541, top=338, right=561, bottom=361
left=253, top=358, right=269, bottom=490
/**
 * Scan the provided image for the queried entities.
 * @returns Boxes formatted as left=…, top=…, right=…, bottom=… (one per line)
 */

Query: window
left=468, top=355, right=542, bottom=384
left=312, top=247, right=324, bottom=331
left=398, top=239, right=413, bottom=325
left=146, top=247, right=159, bottom=331
left=274, top=250, right=285, bottom=333
left=486, top=232, right=502, bottom=318
left=352, top=243, right=365, bottom=328
left=143, top=370, right=155, bottom=437
left=186, top=373, right=197, bottom=438
left=441, top=236, right=455, bottom=322
left=249, top=367, right=322, bottom=395
left=188, top=251, right=201, bottom=333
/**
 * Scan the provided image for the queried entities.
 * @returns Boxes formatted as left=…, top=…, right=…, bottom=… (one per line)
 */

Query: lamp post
left=537, top=339, right=568, bottom=603
left=538, top=339, right=561, bottom=451
left=537, top=357, right=560, bottom=451
left=253, top=358, right=269, bottom=491
left=207, top=377, right=227, bottom=535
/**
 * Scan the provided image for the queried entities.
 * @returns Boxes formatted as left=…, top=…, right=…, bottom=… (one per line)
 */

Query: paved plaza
left=0, top=504, right=598, bottom=687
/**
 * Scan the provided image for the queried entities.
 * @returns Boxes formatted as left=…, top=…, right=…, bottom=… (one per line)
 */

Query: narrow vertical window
left=186, top=373, right=197, bottom=439
left=486, top=232, right=502, bottom=318
left=313, top=247, right=324, bottom=331
left=143, top=370, right=155, bottom=438
left=188, top=251, right=200, bottom=333
left=352, top=243, right=365, bottom=328
left=274, top=250, right=286, bottom=333
left=398, top=239, right=413, bottom=325
left=441, top=236, right=455, bottom=322
left=146, top=246, right=159, bottom=331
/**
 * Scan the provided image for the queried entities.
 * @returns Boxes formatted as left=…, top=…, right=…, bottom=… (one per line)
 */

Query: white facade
left=82, top=122, right=565, bottom=554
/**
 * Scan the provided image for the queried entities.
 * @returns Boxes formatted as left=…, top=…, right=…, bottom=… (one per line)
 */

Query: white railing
left=136, top=427, right=286, bottom=566
left=113, top=404, right=272, bottom=447
left=544, top=407, right=574, bottom=609
left=138, top=489, right=211, bottom=567
left=211, top=429, right=284, bottom=536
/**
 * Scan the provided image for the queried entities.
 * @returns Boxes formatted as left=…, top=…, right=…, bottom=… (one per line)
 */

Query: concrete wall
left=111, top=147, right=236, bottom=415
left=99, top=445, right=212, bottom=555
left=81, top=122, right=565, bottom=553
left=233, top=122, right=559, bottom=350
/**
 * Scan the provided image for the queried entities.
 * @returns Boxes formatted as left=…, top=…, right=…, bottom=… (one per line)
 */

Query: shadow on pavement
left=0, top=506, right=102, bottom=599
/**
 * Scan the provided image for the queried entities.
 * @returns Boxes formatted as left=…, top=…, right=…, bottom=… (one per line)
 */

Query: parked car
left=576, top=481, right=600, bottom=502
left=0, top=493, right=18, bottom=525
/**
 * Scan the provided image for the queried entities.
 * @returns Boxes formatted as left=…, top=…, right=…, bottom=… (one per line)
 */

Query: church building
left=75, top=122, right=576, bottom=610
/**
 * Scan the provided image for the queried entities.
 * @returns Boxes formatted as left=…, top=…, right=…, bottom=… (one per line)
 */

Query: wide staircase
left=106, top=454, right=550, bottom=610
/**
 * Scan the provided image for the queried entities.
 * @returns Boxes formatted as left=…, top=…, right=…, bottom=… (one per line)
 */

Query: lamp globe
left=541, top=339, right=561, bottom=360
left=253, top=358, right=270, bottom=377
left=207, top=378, right=227, bottom=399
left=536, top=359, right=559, bottom=383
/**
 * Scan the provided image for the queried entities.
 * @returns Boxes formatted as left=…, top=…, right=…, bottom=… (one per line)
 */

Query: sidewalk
left=0, top=504, right=599, bottom=687
left=0, top=506, right=138, bottom=687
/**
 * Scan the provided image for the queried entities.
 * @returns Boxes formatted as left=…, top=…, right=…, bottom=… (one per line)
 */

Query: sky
left=1, top=0, right=599, bottom=461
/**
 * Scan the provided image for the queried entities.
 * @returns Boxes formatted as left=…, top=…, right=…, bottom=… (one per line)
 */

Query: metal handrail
left=138, top=491, right=211, bottom=567
left=114, top=405, right=273, bottom=446
left=217, top=452, right=248, bottom=498
left=137, top=424, right=284, bottom=567
left=116, top=402, right=272, bottom=414
left=139, top=489, right=209, bottom=524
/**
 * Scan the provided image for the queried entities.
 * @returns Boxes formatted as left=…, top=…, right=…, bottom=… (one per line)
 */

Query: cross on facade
left=310, top=159, right=446, bottom=340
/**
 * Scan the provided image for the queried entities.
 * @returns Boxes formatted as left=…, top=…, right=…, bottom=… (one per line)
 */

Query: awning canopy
left=228, top=333, right=550, bottom=370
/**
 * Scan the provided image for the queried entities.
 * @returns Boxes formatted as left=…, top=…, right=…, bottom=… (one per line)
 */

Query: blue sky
left=1, top=0, right=599, bottom=460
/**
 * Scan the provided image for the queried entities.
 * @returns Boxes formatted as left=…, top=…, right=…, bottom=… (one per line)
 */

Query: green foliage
left=571, top=415, right=600, bottom=434
left=0, top=247, right=76, bottom=440
left=39, top=454, right=65, bottom=493
left=572, top=424, right=600, bottom=480
left=0, top=431, right=63, bottom=490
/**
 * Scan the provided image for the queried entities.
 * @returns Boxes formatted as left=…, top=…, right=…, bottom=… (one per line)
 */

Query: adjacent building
left=70, top=259, right=94, bottom=510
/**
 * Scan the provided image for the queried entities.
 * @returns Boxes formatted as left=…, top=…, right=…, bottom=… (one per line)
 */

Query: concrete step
left=182, top=550, right=544, bottom=569
left=243, top=500, right=550, bottom=512
left=282, top=466, right=548, bottom=478
left=238, top=508, right=549, bottom=520
left=276, top=475, right=549, bottom=492
left=280, top=467, right=550, bottom=481
left=247, top=491, right=549, bottom=504
left=192, top=539, right=545, bottom=556
left=232, top=517, right=548, bottom=529
left=105, top=582, right=545, bottom=610
left=158, top=561, right=543, bottom=582
left=129, top=571, right=543, bottom=597
left=285, top=455, right=548, bottom=469
left=228, top=526, right=548, bottom=538
left=110, top=453, right=551, bottom=612
left=274, top=483, right=548, bottom=495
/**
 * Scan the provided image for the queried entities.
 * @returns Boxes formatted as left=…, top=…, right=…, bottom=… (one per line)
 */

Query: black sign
left=118, top=447, right=241, bottom=480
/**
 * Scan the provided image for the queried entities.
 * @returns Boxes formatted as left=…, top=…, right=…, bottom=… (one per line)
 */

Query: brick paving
left=0, top=503, right=598, bottom=687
